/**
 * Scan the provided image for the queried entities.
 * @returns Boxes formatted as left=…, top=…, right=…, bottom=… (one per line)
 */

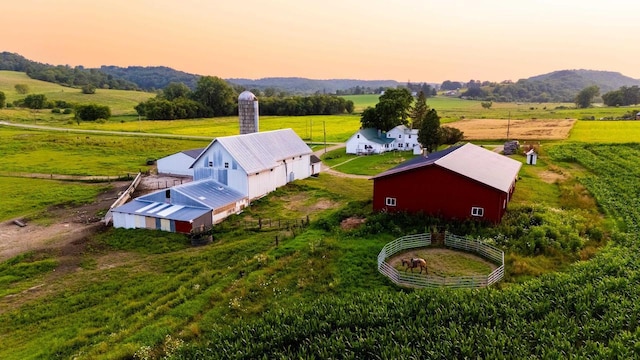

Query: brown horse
left=401, top=257, right=428, bottom=274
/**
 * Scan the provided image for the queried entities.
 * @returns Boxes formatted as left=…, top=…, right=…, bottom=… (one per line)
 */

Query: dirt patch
left=340, top=217, right=366, bottom=230
left=283, top=193, right=339, bottom=215
left=538, top=170, right=567, bottom=184
left=447, top=118, right=576, bottom=140
left=0, top=181, right=130, bottom=263
left=387, top=247, right=497, bottom=277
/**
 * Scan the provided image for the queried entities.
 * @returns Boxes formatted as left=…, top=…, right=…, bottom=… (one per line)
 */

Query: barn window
left=408, top=135, right=411, bottom=139
left=385, top=197, right=397, bottom=207
left=471, top=207, right=484, bottom=217
left=357, top=134, right=360, bottom=138
left=208, top=161, right=213, bottom=167
left=224, top=162, right=229, bottom=169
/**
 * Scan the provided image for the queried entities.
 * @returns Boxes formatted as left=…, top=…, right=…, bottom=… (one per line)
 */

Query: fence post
left=275, top=235, right=279, bottom=247
left=258, top=217, right=262, bottom=230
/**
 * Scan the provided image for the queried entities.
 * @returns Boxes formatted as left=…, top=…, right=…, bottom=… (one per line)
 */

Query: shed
left=157, top=148, right=204, bottom=177
left=526, top=149, right=537, bottom=165
left=372, top=143, right=522, bottom=223
left=112, top=179, right=248, bottom=233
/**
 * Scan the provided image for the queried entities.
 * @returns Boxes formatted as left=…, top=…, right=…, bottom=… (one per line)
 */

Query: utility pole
left=507, top=111, right=511, bottom=141
left=323, top=121, right=327, bottom=154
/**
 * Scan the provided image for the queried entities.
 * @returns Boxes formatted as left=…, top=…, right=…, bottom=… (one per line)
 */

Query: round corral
left=377, top=233, right=505, bottom=288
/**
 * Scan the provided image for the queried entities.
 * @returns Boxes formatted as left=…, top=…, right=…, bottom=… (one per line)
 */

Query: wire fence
left=377, top=232, right=505, bottom=289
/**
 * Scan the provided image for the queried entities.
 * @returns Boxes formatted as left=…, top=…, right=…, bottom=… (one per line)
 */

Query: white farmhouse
left=190, top=128, right=315, bottom=201
left=346, top=125, right=421, bottom=155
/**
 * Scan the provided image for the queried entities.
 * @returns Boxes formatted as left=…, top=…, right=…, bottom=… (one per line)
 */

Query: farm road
left=313, top=144, right=370, bottom=180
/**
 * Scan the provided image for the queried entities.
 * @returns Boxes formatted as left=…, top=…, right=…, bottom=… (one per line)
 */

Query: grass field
left=0, top=127, right=209, bottom=176
left=321, top=147, right=417, bottom=176
left=0, top=177, right=110, bottom=221
left=567, top=120, right=640, bottom=142
left=0, top=71, right=154, bottom=116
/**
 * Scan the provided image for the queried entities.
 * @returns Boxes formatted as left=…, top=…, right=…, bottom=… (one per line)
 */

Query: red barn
left=372, top=143, right=522, bottom=223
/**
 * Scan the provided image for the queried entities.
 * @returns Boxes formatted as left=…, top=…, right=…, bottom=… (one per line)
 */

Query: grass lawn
left=322, top=148, right=417, bottom=176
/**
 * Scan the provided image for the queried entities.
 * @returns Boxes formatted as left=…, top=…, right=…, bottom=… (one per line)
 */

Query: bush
left=51, top=108, right=61, bottom=114
left=62, top=108, right=72, bottom=114
left=81, top=84, right=96, bottom=94
left=74, top=104, right=111, bottom=121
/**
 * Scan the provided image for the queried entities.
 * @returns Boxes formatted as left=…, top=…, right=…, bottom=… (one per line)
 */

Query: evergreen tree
left=410, top=91, right=429, bottom=129
left=418, top=108, right=441, bottom=153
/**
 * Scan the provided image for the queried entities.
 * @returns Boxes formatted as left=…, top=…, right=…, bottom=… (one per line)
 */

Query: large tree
left=162, top=82, right=191, bottom=101
left=0, top=91, right=5, bottom=108
left=418, top=108, right=441, bottom=153
left=191, top=76, right=236, bottom=117
left=574, top=85, right=599, bottom=109
left=359, top=88, right=413, bottom=131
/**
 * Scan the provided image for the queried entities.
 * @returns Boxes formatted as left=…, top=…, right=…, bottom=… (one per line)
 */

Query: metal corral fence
left=377, top=232, right=505, bottom=289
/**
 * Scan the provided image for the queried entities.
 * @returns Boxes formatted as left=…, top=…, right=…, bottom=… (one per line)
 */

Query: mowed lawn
left=568, top=120, right=640, bottom=142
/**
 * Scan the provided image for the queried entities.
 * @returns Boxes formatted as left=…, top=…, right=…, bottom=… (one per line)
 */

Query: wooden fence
left=377, top=232, right=505, bottom=289
left=228, top=216, right=310, bottom=231
left=103, top=172, right=143, bottom=225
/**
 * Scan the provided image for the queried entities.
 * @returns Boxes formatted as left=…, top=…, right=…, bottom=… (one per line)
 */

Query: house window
left=398, top=143, right=403, bottom=148
left=471, top=207, right=484, bottom=217
left=385, top=197, right=397, bottom=207
left=398, top=134, right=402, bottom=138
left=224, top=162, right=229, bottom=169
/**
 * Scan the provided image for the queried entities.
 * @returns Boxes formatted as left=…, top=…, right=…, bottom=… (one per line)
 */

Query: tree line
left=0, top=52, right=139, bottom=91
left=135, top=77, right=355, bottom=120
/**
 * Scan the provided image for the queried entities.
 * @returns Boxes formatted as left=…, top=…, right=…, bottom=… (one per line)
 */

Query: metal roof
left=181, top=148, right=205, bottom=159
left=112, top=200, right=211, bottom=222
left=373, top=143, right=522, bottom=193
left=238, top=90, right=257, bottom=101
left=357, top=128, right=395, bottom=144
left=192, top=129, right=312, bottom=174
left=171, top=179, right=246, bottom=209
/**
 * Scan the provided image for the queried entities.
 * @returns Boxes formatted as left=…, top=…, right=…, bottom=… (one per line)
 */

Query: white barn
left=157, top=148, right=203, bottom=177
left=191, top=128, right=315, bottom=200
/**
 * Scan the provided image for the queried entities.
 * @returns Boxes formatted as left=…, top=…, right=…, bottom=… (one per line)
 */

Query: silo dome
left=238, top=91, right=257, bottom=101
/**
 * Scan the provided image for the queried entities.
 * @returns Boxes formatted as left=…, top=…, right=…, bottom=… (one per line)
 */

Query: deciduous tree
left=574, top=85, right=599, bottom=109
left=0, top=91, right=5, bottom=108
left=191, top=76, right=235, bottom=117
left=359, top=88, right=413, bottom=131
left=15, top=84, right=29, bottom=94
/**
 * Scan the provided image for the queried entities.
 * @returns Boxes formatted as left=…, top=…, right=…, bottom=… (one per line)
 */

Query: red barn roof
left=373, top=143, right=522, bottom=193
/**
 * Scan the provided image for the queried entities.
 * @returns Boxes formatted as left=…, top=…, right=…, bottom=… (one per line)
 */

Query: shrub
left=74, top=104, right=111, bottom=121
left=62, top=108, right=72, bottom=114
left=51, top=108, right=61, bottom=114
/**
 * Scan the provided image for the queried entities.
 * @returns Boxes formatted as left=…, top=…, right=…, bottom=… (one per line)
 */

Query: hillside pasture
left=447, top=118, right=576, bottom=141
left=0, top=71, right=154, bottom=116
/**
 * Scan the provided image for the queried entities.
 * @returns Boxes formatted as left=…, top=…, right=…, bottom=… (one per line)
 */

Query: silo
left=238, top=91, right=259, bottom=134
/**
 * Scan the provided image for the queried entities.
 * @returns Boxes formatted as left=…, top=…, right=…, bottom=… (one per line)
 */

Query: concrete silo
left=238, top=91, right=259, bottom=134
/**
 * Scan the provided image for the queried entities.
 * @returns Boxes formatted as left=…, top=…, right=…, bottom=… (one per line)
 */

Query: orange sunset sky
left=2, top=0, right=638, bottom=83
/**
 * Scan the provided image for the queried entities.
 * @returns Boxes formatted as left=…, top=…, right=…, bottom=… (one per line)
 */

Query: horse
left=401, top=257, right=428, bottom=274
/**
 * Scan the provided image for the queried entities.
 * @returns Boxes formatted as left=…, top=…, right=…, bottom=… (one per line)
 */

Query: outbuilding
left=372, top=143, right=522, bottom=223
left=157, top=148, right=204, bottom=177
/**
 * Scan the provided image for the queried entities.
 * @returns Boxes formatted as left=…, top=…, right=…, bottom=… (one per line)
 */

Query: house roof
left=182, top=148, right=205, bottom=159
left=373, top=143, right=522, bottom=193
left=191, top=129, right=312, bottom=174
left=356, top=128, right=395, bottom=144
left=310, top=154, right=322, bottom=164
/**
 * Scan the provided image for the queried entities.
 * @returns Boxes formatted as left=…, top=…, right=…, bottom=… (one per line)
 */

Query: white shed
left=526, top=149, right=537, bottom=165
left=157, top=148, right=204, bottom=177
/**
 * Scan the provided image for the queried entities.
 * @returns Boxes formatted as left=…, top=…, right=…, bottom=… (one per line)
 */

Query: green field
left=0, top=127, right=209, bottom=176
left=0, top=71, right=154, bottom=115
left=0, top=177, right=110, bottom=222
left=3, top=71, right=640, bottom=358
left=321, top=147, right=417, bottom=176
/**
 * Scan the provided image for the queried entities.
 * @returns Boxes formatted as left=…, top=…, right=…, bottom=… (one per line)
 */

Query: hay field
left=447, top=118, right=576, bottom=141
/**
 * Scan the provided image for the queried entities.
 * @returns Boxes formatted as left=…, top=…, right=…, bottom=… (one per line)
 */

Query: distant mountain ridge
left=226, top=77, right=401, bottom=94
left=527, top=69, right=640, bottom=93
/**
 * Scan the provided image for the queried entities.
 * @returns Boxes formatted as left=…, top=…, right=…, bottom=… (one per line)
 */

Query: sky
left=2, top=0, right=639, bottom=83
